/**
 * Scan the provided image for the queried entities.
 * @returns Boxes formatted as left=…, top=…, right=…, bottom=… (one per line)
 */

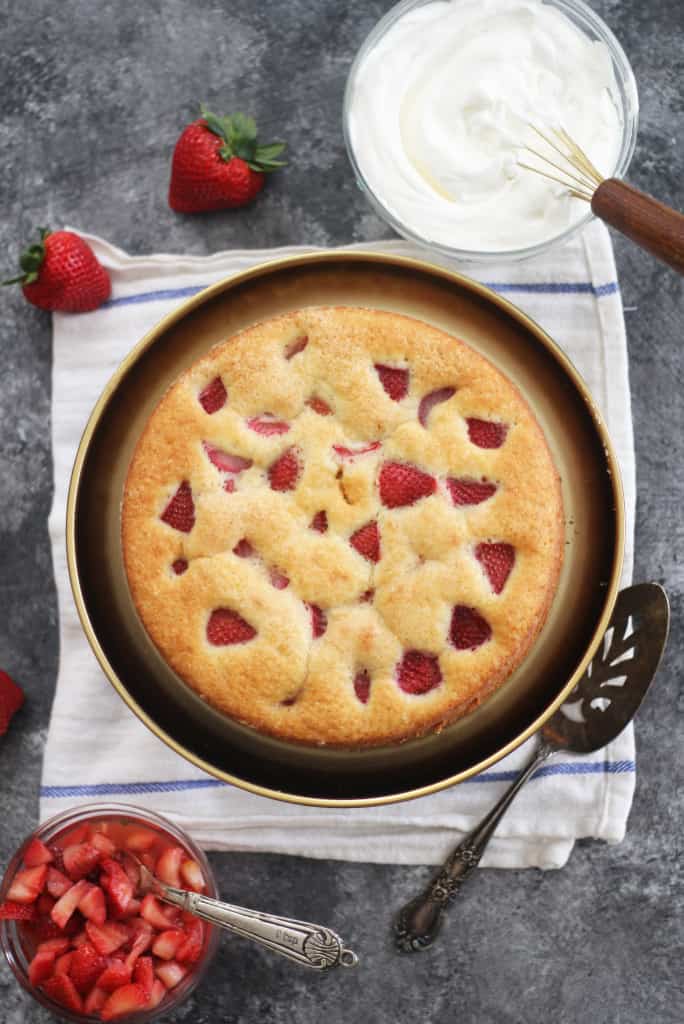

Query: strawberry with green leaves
left=169, top=106, right=286, bottom=213
left=3, top=229, right=111, bottom=313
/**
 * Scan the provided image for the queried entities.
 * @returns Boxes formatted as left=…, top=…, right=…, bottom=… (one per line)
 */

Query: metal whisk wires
left=518, top=125, right=604, bottom=202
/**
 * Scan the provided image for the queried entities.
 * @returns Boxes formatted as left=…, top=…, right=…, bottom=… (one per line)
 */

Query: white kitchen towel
left=40, top=221, right=635, bottom=868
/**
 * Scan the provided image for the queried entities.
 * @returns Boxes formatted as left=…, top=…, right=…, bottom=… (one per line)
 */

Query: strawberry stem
left=2, top=227, right=50, bottom=287
left=198, top=105, right=286, bottom=172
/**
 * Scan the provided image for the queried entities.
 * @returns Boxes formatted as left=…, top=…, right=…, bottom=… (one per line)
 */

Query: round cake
left=122, top=306, right=564, bottom=746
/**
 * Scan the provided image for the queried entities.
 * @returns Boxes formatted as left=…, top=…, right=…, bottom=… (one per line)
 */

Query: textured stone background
left=0, top=1, right=682, bottom=1021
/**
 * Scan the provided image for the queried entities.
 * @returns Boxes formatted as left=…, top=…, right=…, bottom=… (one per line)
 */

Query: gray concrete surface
left=0, top=1, right=682, bottom=1021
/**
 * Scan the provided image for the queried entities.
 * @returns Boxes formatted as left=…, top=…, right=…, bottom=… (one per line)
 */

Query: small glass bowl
left=0, top=802, right=219, bottom=1023
left=343, top=0, right=639, bottom=262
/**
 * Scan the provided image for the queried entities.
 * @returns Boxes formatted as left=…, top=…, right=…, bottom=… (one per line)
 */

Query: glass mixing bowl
left=343, top=0, right=639, bottom=262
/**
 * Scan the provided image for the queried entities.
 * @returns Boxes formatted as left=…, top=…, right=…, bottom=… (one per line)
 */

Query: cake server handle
left=158, top=886, right=359, bottom=971
left=394, top=740, right=554, bottom=953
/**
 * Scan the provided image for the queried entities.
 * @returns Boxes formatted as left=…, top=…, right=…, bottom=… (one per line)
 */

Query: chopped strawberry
left=7, top=864, right=48, bottom=903
left=349, top=521, right=380, bottom=563
left=133, top=956, right=154, bottom=999
left=69, top=942, right=107, bottom=994
left=124, top=829, right=157, bottom=853
left=84, top=986, right=108, bottom=1015
left=100, top=858, right=134, bottom=916
left=180, top=859, right=205, bottom=893
left=307, top=603, right=327, bottom=639
left=37, top=936, right=70, bottom=955
left=466, top=417, right=508, bottom=449
left=333, top=441, right=381, bottom=459
left=78, top=883, right=107, bottom=925
left=62, top=823, right=90, bottom=845
left=475, top=542, right=515, bottom=595
left=375, top=364, right=409, bottom=401
left=160, top=480, right=195, bottom=533
left=63, top=842, right=101, bottom=881
left=54, top=951, right=74, bottom=975
left=155, top=846, right=184, bottom=888
left=89, top=831, right=117, bottom=857
left=449, top=605, right=492, bottom=649
left=121, top=854, right=140, bottom=890
left=310, top=510, right=328, bottom=533
left=0, top=668, right=25, bottom=735
left=41, top=971, right=83, bottom=1013
left=122, top=897, right=141, bottom=919
left=155, top=959, right=187, bottom=989
left=446, top=477, right=498, bottom=506
left=148, top=978, right=167, bottom=1008
left=396, top=651, right=442, bottom=694
left=203, top=441, right=253, bottom=476
left=51, top=878, right=91, bottom=928
left=268, top=446, right=302, bottom=491
left=124, top=919, right=154, bottom=969
left=176, top=918, right=204, bottom=964
left=141, top=895, right=179, bottom=931
left=28, top=949, right=56, bottom=986
left=23, top=837, right=54, bottom=868
left=307, top=396, right=331, bottom=415
left=152, top=928, right=186, bottom=960
left=198, top=376, right=227, bottom=414
left=353, top=669, right=371, bottom=705
left=97, top=958, right=133, bottom=991
left=206, top=607, right=257, bottom=646
left=85, top=919, right=129, bottom=956
left=0, top=899, right=36, bottom=920
left=46, top=867, right=73, bottom=899
left=48, top=845, right=66, bottom=873
left=379, top=462, right=436, bottom=509
left=285, top=335, right=308, bottom=359
left=247, top=413, right=290, bottom=436
left=417, top=387, right=455, bottom=427
left=100, top=982, right=148, bottom=1020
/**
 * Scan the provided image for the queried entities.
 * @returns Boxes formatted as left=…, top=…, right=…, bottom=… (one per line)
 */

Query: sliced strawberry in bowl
left=46, top=867, right=73, bottom=899
left=140, top=893, right=180, bottom=931
left=41, top=971, right=83, bottom=1013
left=176, top=918, right=205, bottom=964
left=7, top=864, right=48, bottom=904
left=78, top=882, right=107, bottom=925
left=69, top=941, right=107, bottom=995
left=133, top=955, right=154, bottom=999
left=100, top=982, right=148, bottom=1021
left=152, top=928, right=186, bottom=960
left=51, top=878, right=91, bottom=929
left=62, top=842, right=101, bottom=881
left=155, top=959, right=188, bottom=990
left=155, top=846, right=185, bottom=888
left=96, top=957, right=133, bottom=991
left=22, top=838, right=54, bottom=868
left=99, top=857, right=134, bottom=916
left=83, top=985, right=109, bottom=1015
left=0, top=899, right=37, bottom=921
left=180, top=859, right=205, bottom=893
left=85, top=919, right=129, bottom=956
left=28, top=949, right=56, bottom=987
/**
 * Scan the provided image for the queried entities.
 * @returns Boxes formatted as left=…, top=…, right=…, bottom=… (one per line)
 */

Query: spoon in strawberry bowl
left=125, top=852, right=358, bottom=972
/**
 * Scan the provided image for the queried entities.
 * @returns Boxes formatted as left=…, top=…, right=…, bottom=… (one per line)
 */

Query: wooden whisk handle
left=592, top=179, right=684, bottom=275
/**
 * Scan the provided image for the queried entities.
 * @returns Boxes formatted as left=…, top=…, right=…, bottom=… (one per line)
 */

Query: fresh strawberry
left=89, top=831, right=117, bottom=858
left=22, top=837, right=54, bottom=868
left=96, top=958, right=133, bottom=992
left=466, top=417, right=508, bottom=449
left=3, top=229, right=110, bottom=313
left=63, top=842, right=101, bottom=881
left=475, top=542, right=515, bottom=594
left=152, top=928, right=186, bottom=961
left=169, top=107, right=285, bottom=213
left=121, top=855, right=140, bottom=890
left=148, top=977, right=167, bottom=1008
left=78, top=883, right=107, bottom=925
left=0, top=899, right=36, bottom=920
left=84, top=986, right=108, bottom=1014
left=232, top=538, right=254, bottom=558
left=7, top=864, right=48, bottom=903
left=124, top=829, right=158, bottom=853
left=85, top=920, right=129, bottom=956
left=396, top=651, right=442, bottom=694
left=155, top=960, right=187, bottom=989
left=175, top=918, right=204, bottom=964
left=140, top=894, right=179, bottom=931
left=28, top=949, right=56, bottom=986
left=54, top=951, right=74, bottom=974
left=353, top=669, right=371, bottom=705
left=37, top=936, right=70, bottom=955
left=160, top=481, right=195, bottom=533
left=68, top=942, right=107, bottom=994
left=46, top=867, right=73, bottom=899
left=333, top=441, right=381, bottom=459
left=133, top=956, right=154, bottom=998
left=51, top=878, right=90, bottom=928
left=0, top=669, right=25, bottom=735
left=247, top=414, right=290, bottom=436
left=446, top=477, right=498, bottom=506
left=124, top=922, right=153, bottom=972
left=100, top=858, right=134, bottom=916
left=379, top=462, right=436, bottom=509
left=449, top=605, right=492, bottom=649
left=307, top=396, right=331, bottom=415
left=268, top=446, right=302, bottom=491
left=349, top=521, right=380, bottom=563
left=48, top=845, right=66, bottom=873
left=375, top=364, right=409, bottom=401
left=198, top=376, right=227, bottom=414
left=155, top=846, right=184, bottom=888
left=180, top=859, right=205, bottom=893
left=417, top=387, right=455, bottom=427
left=41, top=971, right=84, bottom=1013
left=206, top=608, right=257, bottom=646
left=310, top=510, right=328, bottom=533
left=307, top=603, right=327, bottom=639
left=121, top=897, right=141, bottom=919
left=285, top=335, right=308, bottom=359
left=100, top=982, right=148, bottom=1020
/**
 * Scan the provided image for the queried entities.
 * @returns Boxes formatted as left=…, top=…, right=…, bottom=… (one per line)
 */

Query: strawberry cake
left=122, top=307, right=564, bottom=746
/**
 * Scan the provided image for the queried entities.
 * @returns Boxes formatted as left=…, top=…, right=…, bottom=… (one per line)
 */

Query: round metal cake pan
left=66, top=252, right=624, bottom=807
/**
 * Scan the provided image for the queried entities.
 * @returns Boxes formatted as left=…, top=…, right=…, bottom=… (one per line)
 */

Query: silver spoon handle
left=395, top=740, right=554, bottom=952
left=158, top=887, right=358, bottom=970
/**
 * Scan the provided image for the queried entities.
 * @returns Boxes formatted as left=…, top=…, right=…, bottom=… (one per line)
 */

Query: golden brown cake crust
left=122, top=306, right=564, bottom=747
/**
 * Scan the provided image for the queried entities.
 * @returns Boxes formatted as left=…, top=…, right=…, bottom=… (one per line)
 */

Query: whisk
left=519, top=125, right=684, bottom=275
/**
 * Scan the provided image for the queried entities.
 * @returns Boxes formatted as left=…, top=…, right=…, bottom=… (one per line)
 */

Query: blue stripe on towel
left=102, top=280, right=619, bottom=310
left=40, top=759, right=635, bottom=799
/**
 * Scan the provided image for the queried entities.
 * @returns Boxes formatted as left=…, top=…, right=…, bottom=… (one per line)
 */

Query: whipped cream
left=347, top=0, right=623, bottom=253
